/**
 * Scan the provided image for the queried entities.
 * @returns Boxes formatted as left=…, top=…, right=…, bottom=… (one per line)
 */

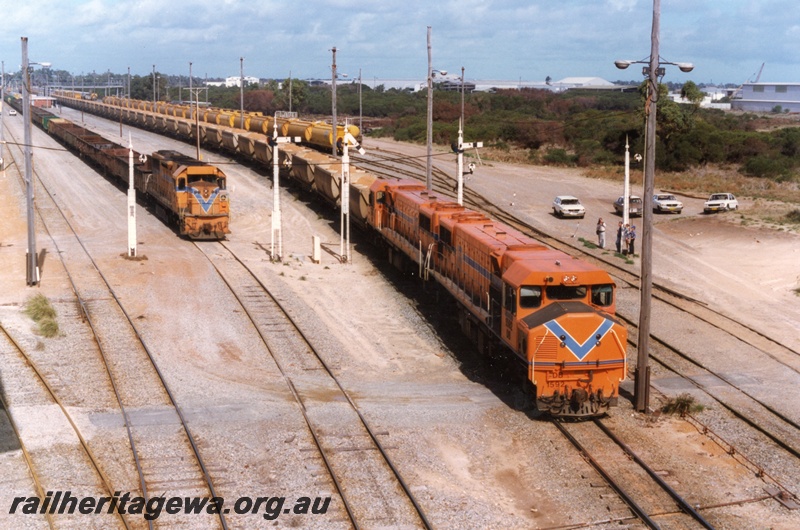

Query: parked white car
left=552, top=196, right=585, bottom=218
left=703, top=193, right=738, bottom=213
left=8, top=109, right=16, bottom=116
left=652, top=193, right=683, bottom=214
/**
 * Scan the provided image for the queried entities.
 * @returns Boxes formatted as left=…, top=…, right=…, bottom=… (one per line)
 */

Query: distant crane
left=752, top=62, right=765, bottom=83
left=730, top=62, right=765, bottom=99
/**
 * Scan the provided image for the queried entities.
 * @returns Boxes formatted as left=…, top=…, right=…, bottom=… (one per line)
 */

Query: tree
left=680, top=80, right=705, bottom=106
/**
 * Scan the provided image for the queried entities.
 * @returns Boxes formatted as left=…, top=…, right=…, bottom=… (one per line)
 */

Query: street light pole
left=615, top=0, right=692, bottom=413
left=635, top=0, right=661, bottom=413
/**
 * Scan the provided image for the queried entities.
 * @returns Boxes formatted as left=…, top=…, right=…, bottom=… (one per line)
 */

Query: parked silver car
left=613, top=195, right=642, bottom=217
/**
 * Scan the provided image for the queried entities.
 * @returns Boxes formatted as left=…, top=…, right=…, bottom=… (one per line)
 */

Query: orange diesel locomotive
left=368, top=180, right=627, bottom=417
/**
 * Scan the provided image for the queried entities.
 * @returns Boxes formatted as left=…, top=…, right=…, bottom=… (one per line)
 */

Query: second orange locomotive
left=367, top=180, right=627, bottom=417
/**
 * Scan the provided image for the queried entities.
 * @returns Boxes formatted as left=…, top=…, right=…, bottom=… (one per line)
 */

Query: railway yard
left=1, top=101, right=799, bottom=530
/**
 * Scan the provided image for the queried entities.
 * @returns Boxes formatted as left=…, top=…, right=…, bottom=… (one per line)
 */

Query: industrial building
left=731, top=83, right=800, bottom=112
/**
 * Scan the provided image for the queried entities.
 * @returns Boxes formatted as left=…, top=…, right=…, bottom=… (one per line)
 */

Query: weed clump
left=661, top=393, right=704, bottom=416
left=24, top=294, right=59, bottom=338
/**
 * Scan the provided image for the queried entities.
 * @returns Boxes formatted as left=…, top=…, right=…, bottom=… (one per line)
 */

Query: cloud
left=0, top=0, right=798, bottom=83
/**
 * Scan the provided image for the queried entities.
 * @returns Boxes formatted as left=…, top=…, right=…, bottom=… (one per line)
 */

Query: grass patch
left=24, top=294, right=59, bottom=338
left=785, top=209, right=800, bottom=223
left=613, top=252, right=634, bottom=264
left=577, top=237, right=597, bottom=249
left=661, top=393, right=704, bottom=416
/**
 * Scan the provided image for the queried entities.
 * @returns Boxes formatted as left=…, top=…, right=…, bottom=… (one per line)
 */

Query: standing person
left=596, top=217, right=606, bottom=249
left=615, top=221, right=623, bottom=254
left=628, top=225, right=637, bottom=255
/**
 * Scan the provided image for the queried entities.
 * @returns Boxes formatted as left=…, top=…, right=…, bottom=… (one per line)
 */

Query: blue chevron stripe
left=543, top=318, right=615, bottom=361
left=188, top=188, right=219, bottom=213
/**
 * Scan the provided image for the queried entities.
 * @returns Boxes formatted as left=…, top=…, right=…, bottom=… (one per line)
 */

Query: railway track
left=554, top=418, right=715, bottom=529
left=193, top=240, right=433, bottom=529
left=3, top=123, right=227, bottom=529
left=1, top=320, right=156, bottom=529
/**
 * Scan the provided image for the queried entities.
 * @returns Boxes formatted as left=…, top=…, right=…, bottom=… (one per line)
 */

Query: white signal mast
left=454, top=119, right=481, bottom=206
left=127, top=134, right=142, bottom=258
left=339, top=124, right=364, bottom=263
left=270, top=111, right=300, bottom=262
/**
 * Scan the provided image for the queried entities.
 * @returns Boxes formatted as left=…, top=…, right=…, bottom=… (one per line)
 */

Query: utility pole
left=425, top=26, right=433, bottom=191
left=1, top=60, right=5, bottom=171
left=331, top=47, right=337, bottom=157
left=614, top=1, right=692, bottom=414
left=635, top=0, right=661, bottom=413
left=189, top=62, right=201, bottom=160
left=239, top=57, right=245, bottom=129
left=22, top=37, right=39, bottom=285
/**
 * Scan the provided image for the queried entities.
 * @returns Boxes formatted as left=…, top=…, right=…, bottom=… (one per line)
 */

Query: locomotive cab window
left=188, top=175, right=218, bottom=185
left=419, top=213, right=431, bottom=233
left=504, top=284, right=516, bottom=314
left=545, top=285, right=587, bottom=301
left=591, top=284, right=614, bottom=307
left=519, top=285, right=542, bottom=308
left=440, top=226, right=452, bottom=246
left=177, top=178, right=186, bottom=190
left=217, top=178, right=226, bottom=190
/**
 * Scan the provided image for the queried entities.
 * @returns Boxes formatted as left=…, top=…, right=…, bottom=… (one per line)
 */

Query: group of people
left=595, top=218, right=636, bottom=255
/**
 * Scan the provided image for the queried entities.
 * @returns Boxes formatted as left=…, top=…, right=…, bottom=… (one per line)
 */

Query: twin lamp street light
left=614, top=50, right=693, bottom=413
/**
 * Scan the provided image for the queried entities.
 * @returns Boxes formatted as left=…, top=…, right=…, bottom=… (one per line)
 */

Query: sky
left=0, top=0, right=797, bottom=86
